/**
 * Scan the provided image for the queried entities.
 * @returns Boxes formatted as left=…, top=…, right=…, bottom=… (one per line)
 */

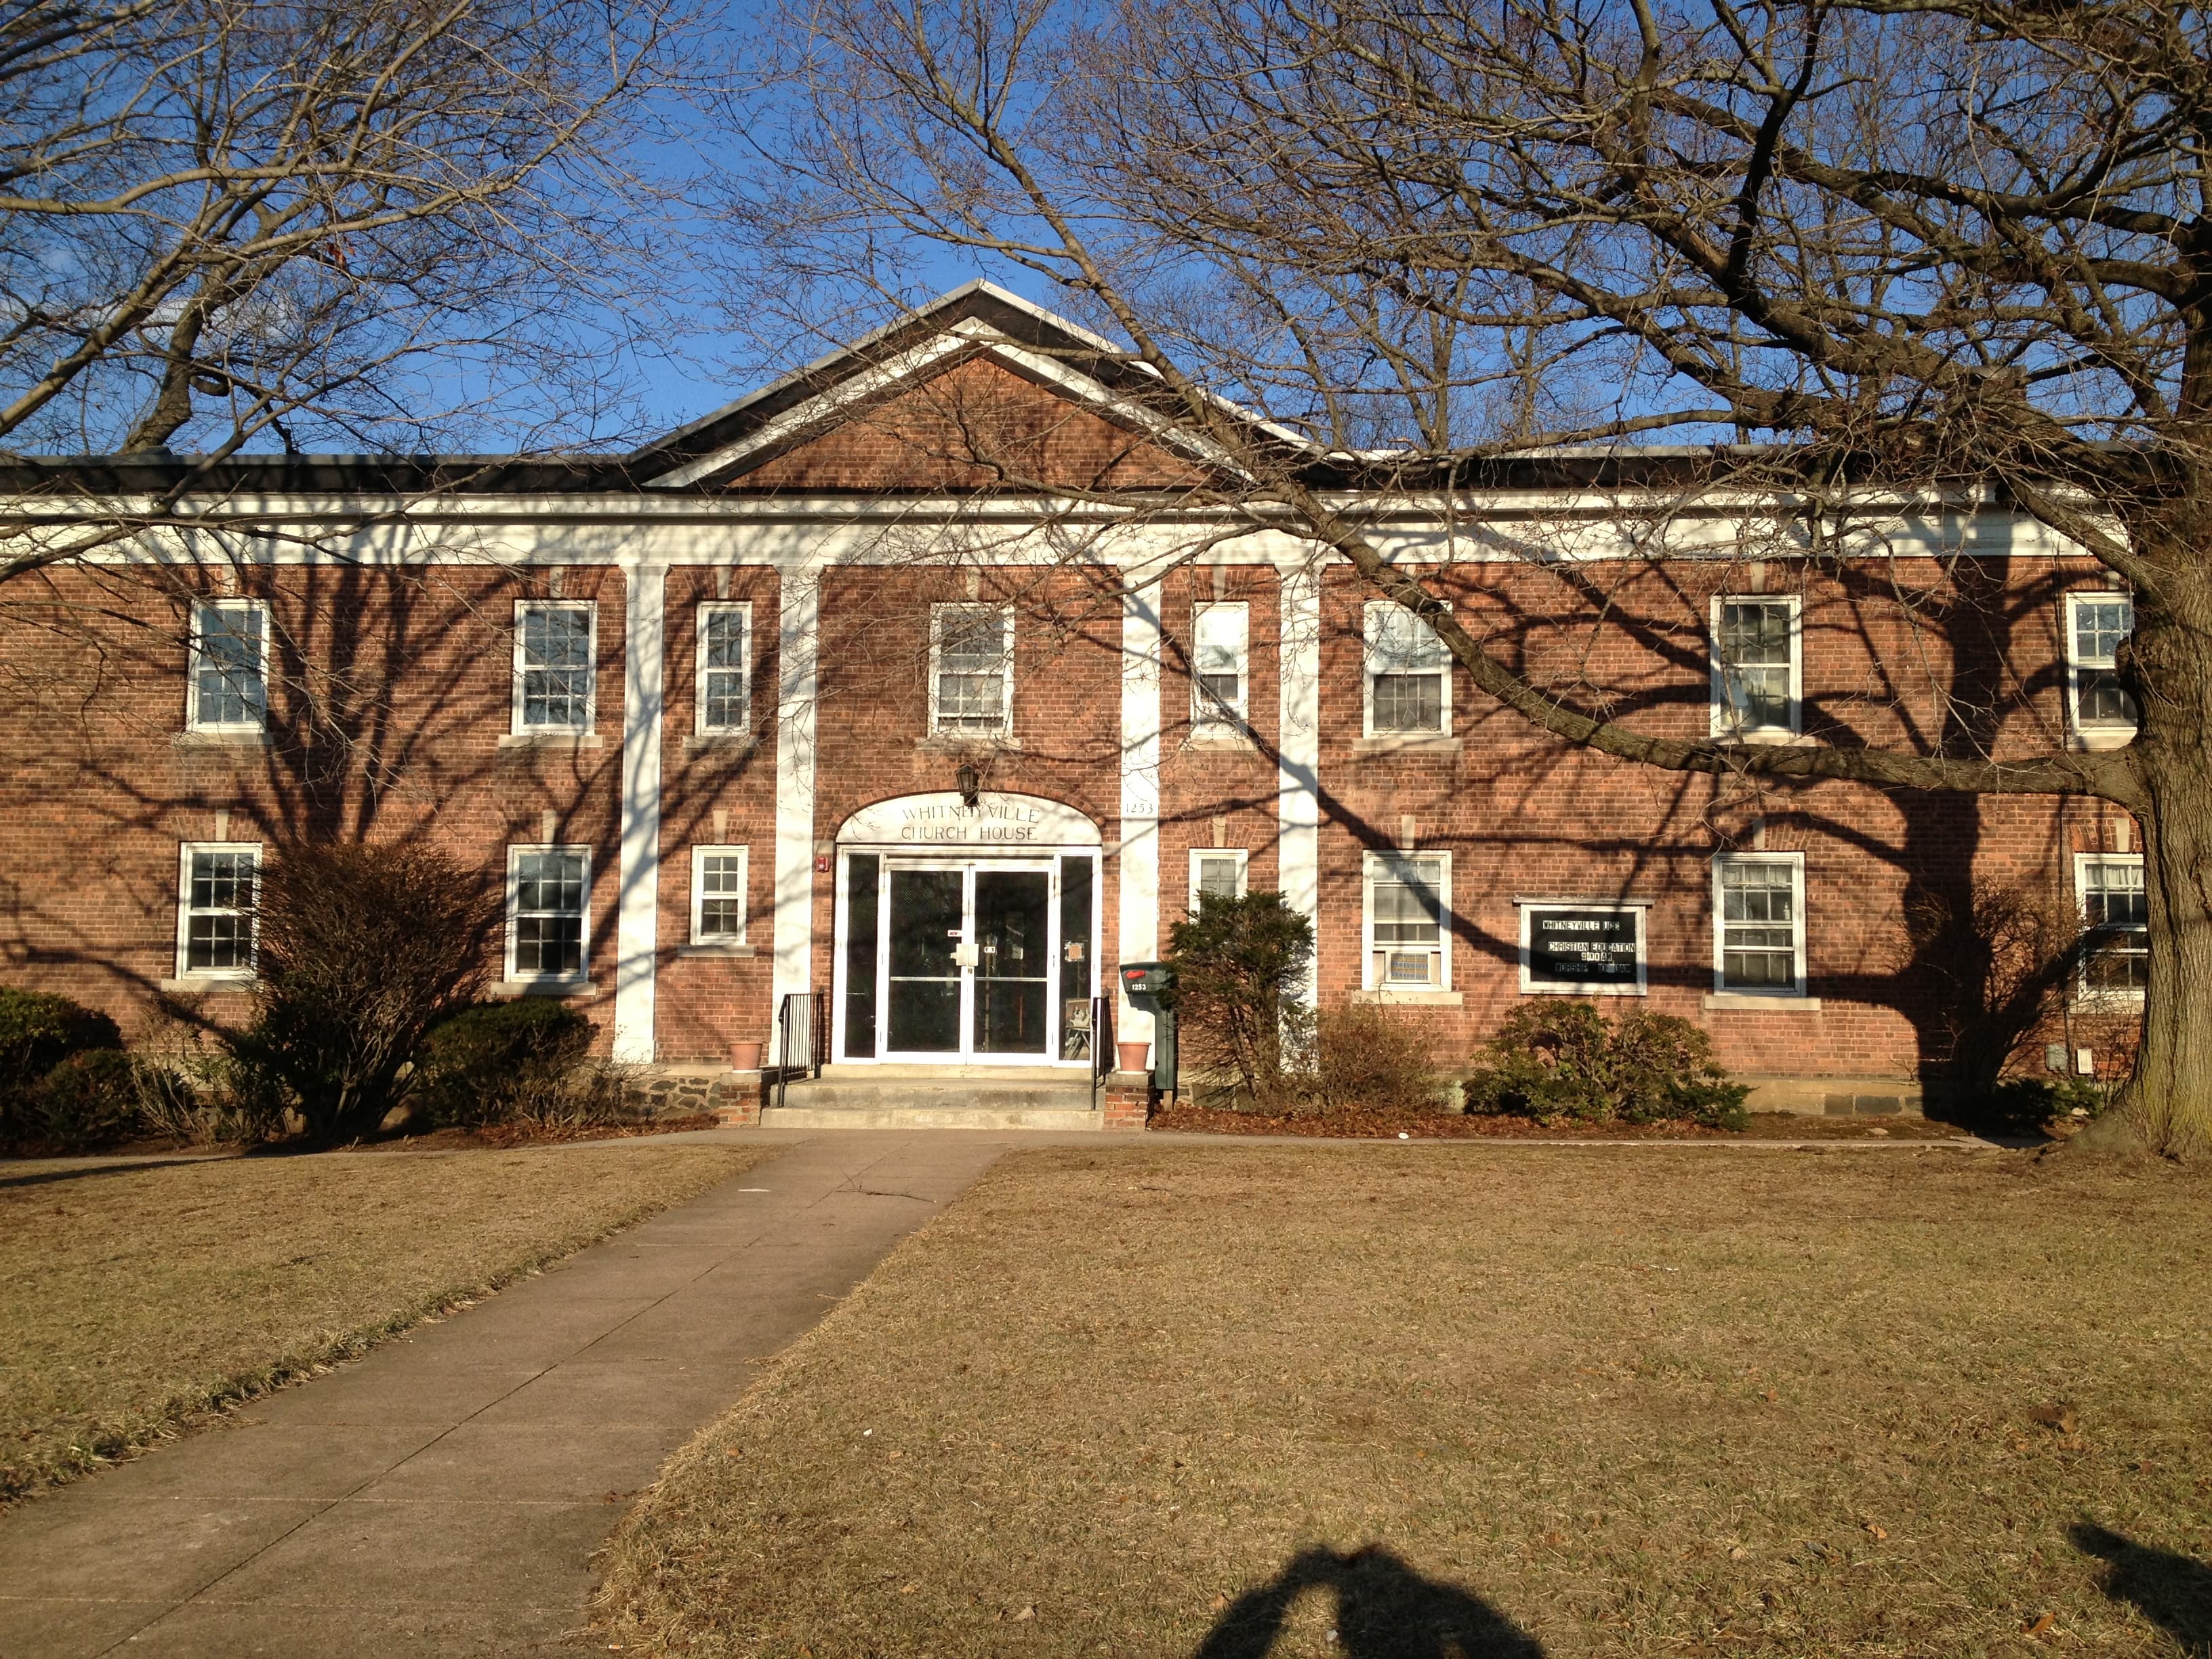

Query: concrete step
left=758, top=1104, right=1105, bottom=1131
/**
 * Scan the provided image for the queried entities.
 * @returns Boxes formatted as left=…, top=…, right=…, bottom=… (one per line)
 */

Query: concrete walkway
left=0, top=1130, right=1015, bottom=1658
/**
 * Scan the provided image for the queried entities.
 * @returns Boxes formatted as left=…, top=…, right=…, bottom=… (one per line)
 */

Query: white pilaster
left=613, top=563, right=666, bottom=1063
left=1116, top=577, right=1164, bottom=1045
left=771, top=566, right=821, bottom=1061
left=1278, top=556, right=1322, bottom=1000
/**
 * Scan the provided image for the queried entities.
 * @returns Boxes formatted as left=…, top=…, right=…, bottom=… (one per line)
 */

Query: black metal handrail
left=1088, top=993, right=1115, bottom=1110
left=773, top=989, right=828, bottom=1110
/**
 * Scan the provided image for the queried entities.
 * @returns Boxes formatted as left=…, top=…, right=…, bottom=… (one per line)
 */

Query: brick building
left=0, top=285, right=2146, bottom=1108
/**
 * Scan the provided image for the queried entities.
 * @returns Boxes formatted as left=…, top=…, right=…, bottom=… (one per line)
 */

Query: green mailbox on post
left=1118, top=961, right=1178, bottom=1095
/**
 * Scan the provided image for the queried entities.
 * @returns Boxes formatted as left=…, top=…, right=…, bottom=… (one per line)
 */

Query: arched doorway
left=832, top=792, right=1103, bottom=1067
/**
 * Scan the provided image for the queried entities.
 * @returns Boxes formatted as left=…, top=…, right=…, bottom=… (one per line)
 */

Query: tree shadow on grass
left=1195, top=1544, right=1543, bottom=1659
left=2072, top=1523, right=2212, bottom=1655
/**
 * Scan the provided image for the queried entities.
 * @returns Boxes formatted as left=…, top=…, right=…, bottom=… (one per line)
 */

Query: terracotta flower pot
left=730, top=1039, right=764, bottom=1071
left=1116, top=1040, right=1151, bottom=1075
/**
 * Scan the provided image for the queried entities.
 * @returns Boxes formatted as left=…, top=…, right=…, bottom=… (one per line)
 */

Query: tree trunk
left=2075, top=544, right=2212, bottom=1158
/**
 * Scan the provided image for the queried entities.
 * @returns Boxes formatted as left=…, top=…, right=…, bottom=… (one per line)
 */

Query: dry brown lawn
left=596, top=1144, right=2212, bottom=1658
left=0, top=1142, right=767, bottom=1499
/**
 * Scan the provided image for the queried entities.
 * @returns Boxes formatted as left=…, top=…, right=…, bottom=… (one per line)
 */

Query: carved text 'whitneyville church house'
left=0, top=285, right=2149, bottom=1119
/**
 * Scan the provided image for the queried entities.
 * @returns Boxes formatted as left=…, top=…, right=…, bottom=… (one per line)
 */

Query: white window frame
left=174, top=841, right=262, bottom=981
left=1517, top=901, right=1650, bottom=996
left=1711, top=853, right=1808, bottom=998
left=928, top=602, right=1015, bottom=737
left=689, top=844, right=750, bottom=945
left=1361, top=601, right=1452, bottom=738
left=695, top=601, right=752, bottom=737
left=505, top=844, right=592, bottom=985
left=186, top=598, right=270, bottom=733
left=1708, top=594, right=1803, bottom=740
left=2064, top=592, right=2138, bottom=748
left=510, top=600, right=597, bottom=736
left=2073, top=852, right=2148, bottom=1003
left=1189, top=848, right=1250, bottom=911
left=1191, top=601, right=1251, bottom=731
left=1361, top=851, right=1452, bottom=991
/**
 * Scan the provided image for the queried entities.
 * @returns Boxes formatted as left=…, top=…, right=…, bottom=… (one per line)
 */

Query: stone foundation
left=1741, top=1076, right=1923, bottom=1117
left=625, top=1066, right=763, bottom=1125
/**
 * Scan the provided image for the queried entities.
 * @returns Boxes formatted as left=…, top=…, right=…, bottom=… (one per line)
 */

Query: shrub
left=415, top=999, right=596, bottom=1128
left=1901, top=879, right=2078, bottom=1098
left=27, top=1049, right=142, bottom=1151
left=229, top=842, right=500, bottom=1144
left=1309, top=1003, right=1445, bottom=1113
left=0, top=988, right=121, bottom=1094
left=1463, top=1003, right=1750, bottom=1130
left=1167, top=890, right=1315, bottom=1109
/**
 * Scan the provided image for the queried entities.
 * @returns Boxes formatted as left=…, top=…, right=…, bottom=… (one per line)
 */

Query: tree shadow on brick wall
left=1193, top=1546, right=1544, bottom=1659
left=2071, top=1523, right=2212, bottom=1654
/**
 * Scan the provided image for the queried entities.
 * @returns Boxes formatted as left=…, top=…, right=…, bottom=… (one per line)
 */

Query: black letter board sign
left=1520, top=905, right=1645, bottom=994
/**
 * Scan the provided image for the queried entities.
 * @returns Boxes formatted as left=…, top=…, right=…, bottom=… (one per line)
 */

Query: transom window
left=176, top=842, right=260, bottom=977
left=1711, top=596, right=1800, bottom=737
left=513, top=602, right=595, bottom=733
left=1192, top=602, right=1250, bottom=729
left=1713, top=854, right=1805, bottom=995
left=691, top=845, right=749, bottom=944
left=697, top=602, right=752, bottom=735
left=188, top=600, right=268, bottom=732
left=2076, top=854, right=2148, bottom=998
left=508, top=846, right=589, bottom=981
left=2066, top=593, right=2137, bottom=739
left=1364, top=602, right=1450, bottom=735
left=931, top=604, right=1012, bottom=736
left=1364, top=853, right=1449, bottom=989
left=1189, top=848, right=1249, bottom=909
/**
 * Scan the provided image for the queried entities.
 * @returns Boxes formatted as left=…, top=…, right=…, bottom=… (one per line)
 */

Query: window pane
left=1719, top=860, right=1797, bottom=990
left=1373, top=673, right=1443, bottom=732
left=936, top=608, right=1008, bottom=731
left=1197, top=672, right=1241, bottom=718
left=1196, top=856, right=1241, bottom=899
left=1718, top=602, right=1792, bottom=731
left=2076, top=668, right=2139, bottom=729
left=520, top=608, right=591, bottom=728
left=514, top=915, right=583, bottom=976
left=701, top=611, right=747, bottom=731
left=2074, top=598, right=2132, bottom=665
left=195, top=605, right=265, bottom=726
left=186, top=914, right=248, bottom=972
left=1372, top=862, right=1442, bottom=945
left=698, top=898, right=743, bottom=938
left=1368, top=605, right=1446, bottom=670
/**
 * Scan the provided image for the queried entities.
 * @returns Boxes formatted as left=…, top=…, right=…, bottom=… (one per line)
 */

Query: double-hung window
left=931, top=604, right=1012, bottom=737
left=696, top=602, right=752, bottom=737
left=1712, top=853, right=1807, bottom=996
left=691, top=845, right=749, bottom=945
left=2076, top=854, right=2148, bottom=999
left=176, top=842, right=261, bottom=979
left=1189, top=848, right=1249, bottom=910
left=1191, top=602, right=1250, bottom=731
left=188, top=600, right=269, bottom=733
left=1711, top=596, right=1801, bottom=739
left=1364, top=602, right=1450, bottom=736
left=507, top=845, right=590, bottom=983
left=2065, top=593, right=2137, bottom=743
left=1363, top=853, right=1450, bottom=990
left=513, top=601, right=595, bottom=735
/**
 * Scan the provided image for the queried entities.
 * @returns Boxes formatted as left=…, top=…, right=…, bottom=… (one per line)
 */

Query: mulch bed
left=1146, top=1103, right=1973, bottom=1141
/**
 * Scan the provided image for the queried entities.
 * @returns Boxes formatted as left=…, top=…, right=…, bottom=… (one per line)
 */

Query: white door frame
left=834, top=847, right=1099, bottom=1067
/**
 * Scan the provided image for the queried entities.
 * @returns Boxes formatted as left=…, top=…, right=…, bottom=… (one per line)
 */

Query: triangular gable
left=632, top=283, right=1252, bottom=494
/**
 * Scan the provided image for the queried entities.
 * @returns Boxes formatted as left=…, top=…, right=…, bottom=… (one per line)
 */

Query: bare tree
left=1, top=0, right=684, bottom=581
left=710, top=0, right=2212, bottom=1154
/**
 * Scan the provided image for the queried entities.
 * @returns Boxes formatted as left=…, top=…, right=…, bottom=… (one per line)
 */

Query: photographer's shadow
left=1195, top=1544, right=1544, bottom=1659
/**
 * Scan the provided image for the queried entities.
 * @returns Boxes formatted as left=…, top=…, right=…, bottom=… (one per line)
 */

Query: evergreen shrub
left=1464, top=1002, right=1749, bottom=1130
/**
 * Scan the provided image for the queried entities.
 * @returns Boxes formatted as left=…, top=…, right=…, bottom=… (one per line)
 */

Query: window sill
left=2067, top=729, right=2137, bottom=752
left=1710, top=729, right=1811, bottom=747
left=158, top=975, right=255, bottom=993
left=916, top=734, right=1019, bottom=754
left=499, top=732, right=602, bottom=750
left=1182, top=731, right=1258, bottom=753
left=682, top=733, right=758, bottom=760
left=173, top=730, right=270, bottom=748
left=1704, top=993, right=1822, bottom=1012
left=1353, top=734, right=1462, bottom=755
left=489, top=979, right=596, bottom=998
left=677, top=942, right=756, bottom=958
left=1349, top=988, right=1463, bottom=1006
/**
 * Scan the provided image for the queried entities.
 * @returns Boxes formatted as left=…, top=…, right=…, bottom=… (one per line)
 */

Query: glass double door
left=884, top=861, right=1057, bottom=1061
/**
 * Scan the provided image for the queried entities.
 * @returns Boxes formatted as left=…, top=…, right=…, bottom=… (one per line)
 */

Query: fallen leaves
left=2023, top=1611, right=2056, bottom=1636
left=2028, top=1402, right=2080, bottom=1436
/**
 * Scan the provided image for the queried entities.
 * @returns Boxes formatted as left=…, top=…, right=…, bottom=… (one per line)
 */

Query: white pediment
left=836, top=791, right=1101, bottom=849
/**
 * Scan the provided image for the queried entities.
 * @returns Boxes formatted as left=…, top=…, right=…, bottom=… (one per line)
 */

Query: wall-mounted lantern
left=956, top=760, right=981, bottom=808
